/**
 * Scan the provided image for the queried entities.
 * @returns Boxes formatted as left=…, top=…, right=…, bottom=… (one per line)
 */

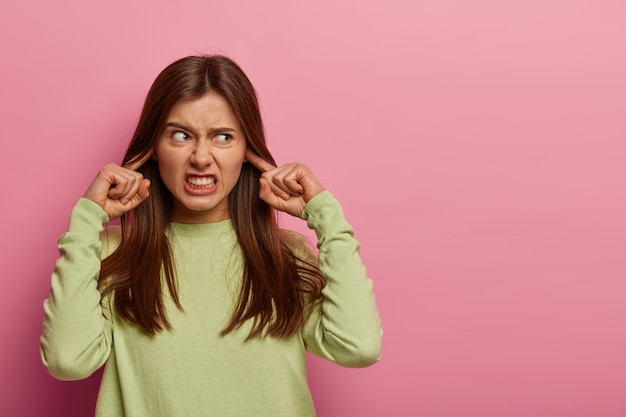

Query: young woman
left=40, top=55, right=382, bottom=417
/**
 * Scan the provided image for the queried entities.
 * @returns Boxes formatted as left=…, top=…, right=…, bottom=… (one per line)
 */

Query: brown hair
left=99, top=55, right=324, bottom=338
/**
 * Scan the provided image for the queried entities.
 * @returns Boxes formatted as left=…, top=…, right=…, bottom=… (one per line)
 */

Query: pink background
left=1, top=0, right=625, bottom=416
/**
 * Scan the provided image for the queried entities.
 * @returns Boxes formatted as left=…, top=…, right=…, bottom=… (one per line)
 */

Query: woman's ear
left=152, top=154, right=158, bottom=161
left=243, top=143, right=250, bottom=163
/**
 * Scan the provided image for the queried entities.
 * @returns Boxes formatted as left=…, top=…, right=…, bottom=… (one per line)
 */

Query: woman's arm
left=298, top=191, right=382, bottom=367
left=246, top=150, right=382, bottom=367
left=41, top=157, right=150, bottom=380
left=40, top=199, right=116, bottom=380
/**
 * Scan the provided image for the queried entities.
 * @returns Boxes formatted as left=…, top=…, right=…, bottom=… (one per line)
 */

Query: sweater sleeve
left=300, top=191, right=382, bottom=368
left=40, top=198, right=115, bottom=380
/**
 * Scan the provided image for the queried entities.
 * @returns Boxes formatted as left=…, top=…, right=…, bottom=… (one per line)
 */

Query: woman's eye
left=215, top=134, right=232, bottom=143
left=172, top=131, right=189, bottom=141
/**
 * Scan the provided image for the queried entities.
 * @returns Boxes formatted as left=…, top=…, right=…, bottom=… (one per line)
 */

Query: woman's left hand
left=246, top=150, right=326, bottom=217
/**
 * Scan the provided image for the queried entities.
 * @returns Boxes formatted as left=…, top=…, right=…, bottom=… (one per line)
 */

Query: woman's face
left=155, top=91, right=247, bottom=223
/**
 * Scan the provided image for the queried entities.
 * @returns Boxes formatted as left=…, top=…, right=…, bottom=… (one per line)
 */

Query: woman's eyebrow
left=164, top=122, right=236, bottom=134
left=208, top=127, right=237, bottom=134
left=164, top=121, right=193, bottom=131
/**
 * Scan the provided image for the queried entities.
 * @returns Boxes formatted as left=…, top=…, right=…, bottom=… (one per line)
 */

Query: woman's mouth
left=186, top=176, right=216, bottom=187
left=185, top=175, right=217, bottom=194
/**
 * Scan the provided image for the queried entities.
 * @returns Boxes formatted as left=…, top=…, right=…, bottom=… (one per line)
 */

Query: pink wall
left=1, top=0, right=625, bottom=415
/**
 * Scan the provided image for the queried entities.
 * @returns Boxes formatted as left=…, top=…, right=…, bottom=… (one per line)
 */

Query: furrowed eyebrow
left=164, top=122, right=193, bottom=132
left=164, top=122, right=236, bottom=135
left=208, top=127, right=237, bottom=135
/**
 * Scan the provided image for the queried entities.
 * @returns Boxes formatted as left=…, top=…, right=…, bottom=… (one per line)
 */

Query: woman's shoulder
left=99, top=225, right=122, bottom=259
left=280, top=229, right=307, bottom=246
left=279, top=229, right=317, bottom=260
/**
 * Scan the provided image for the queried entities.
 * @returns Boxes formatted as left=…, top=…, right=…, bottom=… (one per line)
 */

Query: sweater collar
left=167, top=219, right=234, bottom=237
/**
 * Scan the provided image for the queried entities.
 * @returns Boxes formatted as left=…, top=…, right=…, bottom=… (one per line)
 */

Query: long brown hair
left=100, top=55, right=324, bottom=338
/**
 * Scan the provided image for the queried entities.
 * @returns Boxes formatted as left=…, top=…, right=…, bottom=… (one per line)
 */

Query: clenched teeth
left=187, top=176, right=216, bottom=186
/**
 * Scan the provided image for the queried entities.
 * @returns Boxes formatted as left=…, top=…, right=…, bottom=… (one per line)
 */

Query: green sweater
left=41, top=191, right=382, bottom=417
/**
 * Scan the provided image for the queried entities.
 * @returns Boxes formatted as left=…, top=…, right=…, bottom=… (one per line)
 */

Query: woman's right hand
left=83, top=153, right=152, bottom=220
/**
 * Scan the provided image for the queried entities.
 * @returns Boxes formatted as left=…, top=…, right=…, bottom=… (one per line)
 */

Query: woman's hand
left=83, top=153, right=152, bottom=220
left=246, top=150, right=326, bottom=218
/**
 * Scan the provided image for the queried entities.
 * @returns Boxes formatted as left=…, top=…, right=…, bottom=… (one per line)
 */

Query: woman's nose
left=190, top=141, right=214, bottom=166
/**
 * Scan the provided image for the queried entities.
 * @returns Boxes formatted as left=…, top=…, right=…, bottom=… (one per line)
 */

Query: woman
left=40, top=55, right=382, bottom=417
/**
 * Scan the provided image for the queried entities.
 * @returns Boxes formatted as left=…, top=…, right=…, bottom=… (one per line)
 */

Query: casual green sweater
left=40, top=191, right=382, bottom=417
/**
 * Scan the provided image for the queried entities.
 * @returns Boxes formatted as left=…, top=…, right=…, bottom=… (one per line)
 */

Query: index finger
left=124, top=150, right=154, bottom=171
left=246, top=149, right=276, bottom=173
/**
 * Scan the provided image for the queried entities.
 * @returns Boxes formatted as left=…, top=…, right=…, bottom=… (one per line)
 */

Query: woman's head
left=103, top=55, right=323, bottom=337
left=124, top=55, right=275, bottom=221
